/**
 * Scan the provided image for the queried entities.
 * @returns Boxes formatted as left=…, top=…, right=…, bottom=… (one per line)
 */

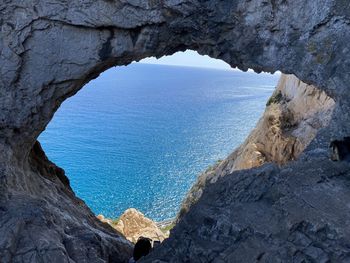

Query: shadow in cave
left=330, top=137, right=350, bottom=161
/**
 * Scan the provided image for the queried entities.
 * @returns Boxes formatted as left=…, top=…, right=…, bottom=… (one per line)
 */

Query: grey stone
left=1, top=0, right=350, bottom=262
left=143, top=160, right=350, bottom=262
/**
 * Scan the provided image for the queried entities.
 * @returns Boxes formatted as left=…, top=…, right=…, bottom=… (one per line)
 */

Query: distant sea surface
left=39, top=64, right=279, bottom=221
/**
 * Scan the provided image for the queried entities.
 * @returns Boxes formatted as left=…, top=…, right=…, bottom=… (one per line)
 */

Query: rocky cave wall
left=1, top=0, right=350, bottom=262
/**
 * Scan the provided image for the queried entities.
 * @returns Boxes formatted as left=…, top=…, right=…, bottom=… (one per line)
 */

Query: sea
left=39, top=63, right=279, bottom=221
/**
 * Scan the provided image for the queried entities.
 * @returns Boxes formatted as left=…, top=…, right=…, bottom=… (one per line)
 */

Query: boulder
left=113, top=209, right=166, bottom=244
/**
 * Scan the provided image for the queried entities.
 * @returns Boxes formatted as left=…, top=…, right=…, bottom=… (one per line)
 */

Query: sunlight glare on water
left=39, top=63, right=279, bottom=221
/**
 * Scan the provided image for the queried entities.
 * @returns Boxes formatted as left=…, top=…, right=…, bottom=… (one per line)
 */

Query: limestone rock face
left=113, top=209, right=166, bottom=244
left=2, top=0, right=350, bottom=262
left=179, top=74, right=336, bottom=219
left=232, top=74, right=335, bottom=170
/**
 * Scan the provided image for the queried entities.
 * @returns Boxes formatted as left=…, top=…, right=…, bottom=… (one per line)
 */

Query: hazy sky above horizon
left=139, top=50, right=232, bottom=70
left=139, top=50, right=281, bottom=76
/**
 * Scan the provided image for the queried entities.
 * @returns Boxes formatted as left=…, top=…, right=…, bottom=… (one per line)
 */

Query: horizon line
left=135, top=62, right=280, bottom=75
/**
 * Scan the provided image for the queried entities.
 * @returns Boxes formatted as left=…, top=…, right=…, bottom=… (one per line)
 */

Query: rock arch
left=1, top=0, right=350, bottom=262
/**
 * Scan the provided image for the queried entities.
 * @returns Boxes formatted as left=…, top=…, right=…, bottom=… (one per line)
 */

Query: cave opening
left=38, top=50, right=278, bottom=239
left=3, top=1, right=350, bottom=261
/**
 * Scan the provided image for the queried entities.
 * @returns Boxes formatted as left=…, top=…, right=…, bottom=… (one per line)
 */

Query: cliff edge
left=178, top=74, right=335, bottom=220
left=143, top=75, right=350, bottom=262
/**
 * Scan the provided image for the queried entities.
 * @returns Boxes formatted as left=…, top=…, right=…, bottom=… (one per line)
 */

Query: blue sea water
left=39, top=63, right=279, bottom=221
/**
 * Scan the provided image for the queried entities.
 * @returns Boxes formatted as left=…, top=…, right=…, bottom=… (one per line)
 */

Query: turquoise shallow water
left=39, top=64, right=279, bottom=221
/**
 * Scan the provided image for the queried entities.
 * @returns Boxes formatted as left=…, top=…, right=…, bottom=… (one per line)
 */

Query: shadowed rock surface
left=143, top=159, right=350, bottom=262
left=1, top=0, right=350, bottom=262
left=0, top=141, right=132, bottom=262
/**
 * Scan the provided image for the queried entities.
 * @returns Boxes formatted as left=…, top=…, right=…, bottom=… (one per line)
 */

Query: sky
left=139, top=50, right=281, bottom=75
left=139, top=50, right=232, bottom=70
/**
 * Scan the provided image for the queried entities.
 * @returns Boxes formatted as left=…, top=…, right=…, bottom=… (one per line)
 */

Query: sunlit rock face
left=233, top=74, right=335, bottom=168
left=107, top=208, right=166, bottom=244
left=179, top=74, right=336, bottom=218
left=1, top=0, right=350, bottom=262
left=96, top=210, right=167, bottom=244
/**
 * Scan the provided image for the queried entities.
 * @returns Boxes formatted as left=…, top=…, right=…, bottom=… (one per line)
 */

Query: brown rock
left=96, top=214, right=114, bottom=226
left=112, top=209, right=166, bottom=244
left=224, top=74, right=335, bottom=172
left=179, top=74, right=335, bottom=219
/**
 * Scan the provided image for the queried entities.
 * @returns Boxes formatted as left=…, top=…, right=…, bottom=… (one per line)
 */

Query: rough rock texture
left=97, top=209, right=167, bottom=244
left=144, top=159, right=350, bottom=263
left=179, top=74, right=335, bottom=219
left=0, top=141, right=132, bottom=263
left=232, top=74, right=335, bottom=169
left=2, top=0, right=350, bottom=262
left=97, top=214, right=115, bottom=226
left=113, top=209, right=166, bottom=244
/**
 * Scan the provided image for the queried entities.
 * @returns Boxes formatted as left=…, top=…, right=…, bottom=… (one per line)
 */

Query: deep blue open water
left=39, top=64, right=279, bottom=221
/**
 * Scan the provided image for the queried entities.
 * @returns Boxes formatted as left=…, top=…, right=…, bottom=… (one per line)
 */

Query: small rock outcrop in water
left=97, top=209, right=167, bottom=244
left=179, top=74, right=335, bottom=219
left=2, top=1, right=350, bottom=262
